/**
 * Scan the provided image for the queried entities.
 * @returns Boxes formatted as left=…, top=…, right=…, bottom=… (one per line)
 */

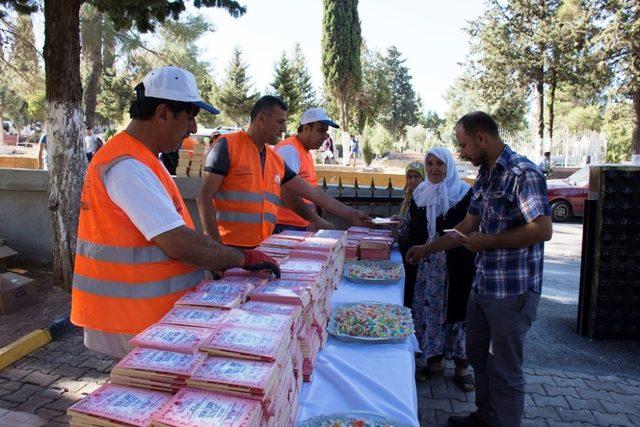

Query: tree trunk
left=44, top=0, right=85, bottom=291
left=632, top=86, right=640, bottom=157
left=81, top=4, right=103, bottom=129
left=535, top=67, right=545, bottom=156
left=547, top=68, right=557, bottom=149
left=0, top=107, right=4, bottom=145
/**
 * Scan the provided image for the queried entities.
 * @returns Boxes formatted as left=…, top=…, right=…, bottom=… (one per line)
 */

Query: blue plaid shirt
left=468, top=145, right=550, bottom=298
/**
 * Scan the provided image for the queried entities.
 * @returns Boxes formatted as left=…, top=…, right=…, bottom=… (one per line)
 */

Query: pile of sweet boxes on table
left=345, top=226, right=394, bottom=261
left=67, top=229, right=346, bottom=427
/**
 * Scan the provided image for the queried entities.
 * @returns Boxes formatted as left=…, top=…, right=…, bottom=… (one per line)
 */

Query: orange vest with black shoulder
left=214, top=131, right=285, bottom=247
left=274, top=135, right=317, bottom=227
left=71, top=131, right=204, bottom=335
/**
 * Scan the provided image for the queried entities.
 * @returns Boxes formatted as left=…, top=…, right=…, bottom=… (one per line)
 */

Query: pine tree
left=292, top=43, right=315, bottom=112
left=379, top=46, right=419, bottom=139
left=321, top=0, right=362, bottom=132
left=217, top=47, right=259, bottom=127
left=271, top=51, right=300, bottom=119
left=593, top=0, right=640, bottom=157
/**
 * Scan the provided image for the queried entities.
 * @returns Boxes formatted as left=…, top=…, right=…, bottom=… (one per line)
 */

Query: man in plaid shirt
left=407, top=112, right=552, bottom=427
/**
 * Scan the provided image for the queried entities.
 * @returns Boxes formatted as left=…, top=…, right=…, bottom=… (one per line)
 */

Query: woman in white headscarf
left=407, top=147, right=476, bottom=392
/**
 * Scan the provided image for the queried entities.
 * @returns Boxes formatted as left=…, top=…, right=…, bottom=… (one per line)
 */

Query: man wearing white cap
left=71, top=66, right=281, bottom=359
left=274, top=108, right=345, bottom=232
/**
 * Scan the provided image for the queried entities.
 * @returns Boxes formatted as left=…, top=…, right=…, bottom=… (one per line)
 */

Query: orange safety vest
left=214, top=131, right=285, bottom=247
left=274, top=135, right=317, bottom=227
left=71, top=131, right=204, bottom=335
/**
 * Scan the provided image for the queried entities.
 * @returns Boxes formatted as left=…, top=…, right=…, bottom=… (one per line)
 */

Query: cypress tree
left=321, top=0, right=361, bottom=132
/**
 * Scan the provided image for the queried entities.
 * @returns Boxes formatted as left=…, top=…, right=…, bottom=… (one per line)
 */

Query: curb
left=0, top=316, right=76, bottom=371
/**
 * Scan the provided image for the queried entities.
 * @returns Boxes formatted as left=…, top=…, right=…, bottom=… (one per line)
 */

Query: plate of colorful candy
left=327, top=302, right=414, bottom=343
left=297, top=412, right=412, bottom=427
left=343, top=261, right=404, bottom=285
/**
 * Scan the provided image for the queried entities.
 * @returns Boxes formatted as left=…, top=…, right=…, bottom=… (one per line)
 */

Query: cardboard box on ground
left=0, top=242, right=18, bottom=273
left=0, top=239, right=39, bottom=314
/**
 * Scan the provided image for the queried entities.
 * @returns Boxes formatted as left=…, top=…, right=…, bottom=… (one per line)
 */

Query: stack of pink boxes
left=68, top=229, right=347, bottom=427
left=345, top=226, right=394, bottom=260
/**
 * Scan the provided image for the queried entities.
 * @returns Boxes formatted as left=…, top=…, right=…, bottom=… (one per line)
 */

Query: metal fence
left=502, top=128, right=607, bottom=166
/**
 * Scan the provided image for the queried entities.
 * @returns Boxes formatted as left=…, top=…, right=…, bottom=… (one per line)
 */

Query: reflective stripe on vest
left=217, top=211, right=278, bottom=225
left=264, top=191, right=282, bottom=206
left=72, top=269, right=203, bottom=299
left=76, top=239, right=170, bottom=264
left=217, top=190, right=282, bottom=207
left=214, top=131, right=285, bottom=247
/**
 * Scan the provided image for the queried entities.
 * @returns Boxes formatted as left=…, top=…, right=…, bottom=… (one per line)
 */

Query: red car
left=546, top=166, right=590, bottom=222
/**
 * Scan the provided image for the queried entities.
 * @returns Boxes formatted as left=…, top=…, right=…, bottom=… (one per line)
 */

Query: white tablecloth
left=297, top=251, right=420, bottom=426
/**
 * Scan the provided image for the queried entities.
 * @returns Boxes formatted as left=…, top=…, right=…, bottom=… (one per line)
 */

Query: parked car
left=546, top=165, right=590, bottom=222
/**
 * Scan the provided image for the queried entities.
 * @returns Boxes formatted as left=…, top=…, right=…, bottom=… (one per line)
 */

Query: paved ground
left=415, top=220, right=640, bottom=426
left=0, top=222, right=638, bottom=426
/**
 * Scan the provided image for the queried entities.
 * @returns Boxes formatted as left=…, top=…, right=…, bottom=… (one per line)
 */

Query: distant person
left=319, top=135, right=337, bottom=164
left=204, top=131, right=222, bottom=158
left=181, top=135, right=197, bottom=152
left=38, top=131, right=47, bottom=170
left=348, top=134, right=359, bottom=167
left=84, top=127, right=99, bottom=162
left=537, top=151, right=552, bottom=178
left=160, top=150, right=180, bottom=175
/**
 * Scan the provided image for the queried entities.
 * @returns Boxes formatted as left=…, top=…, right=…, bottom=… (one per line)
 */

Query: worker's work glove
left=241, top=249, right=281, bottom=278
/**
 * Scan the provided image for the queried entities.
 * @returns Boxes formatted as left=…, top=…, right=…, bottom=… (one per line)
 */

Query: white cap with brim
left=141, top=66, right=220, bottom=115
left=300, top=108, right=339, bottom=128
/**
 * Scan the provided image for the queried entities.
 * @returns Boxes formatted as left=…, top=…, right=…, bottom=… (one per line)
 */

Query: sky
left=195, top=0, right=485, bottom=116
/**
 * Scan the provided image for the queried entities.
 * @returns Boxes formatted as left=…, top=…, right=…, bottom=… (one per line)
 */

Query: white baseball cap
left=140, top=66, right=220, bottom=115
left=300, top=108, right=339, bottom=128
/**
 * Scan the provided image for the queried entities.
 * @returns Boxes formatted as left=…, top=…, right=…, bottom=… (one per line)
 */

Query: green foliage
left=321, top=0, right=362, bottom=131
left=463, top=0, right=597, bottom=143
left=593, top=0, right=640, bottom=154
left=96, top=73, right=134, bottom=127
left=0, top=12, right=44, bottom=125
left=216, top=47, right=259, bottom=127
left=444, top=74, right=527, bottom=134
left=603, top=102, right=633, bottom=163
left=379, top=46, right=419, bottom=139
left=361, top=120, right=374, bottom=166
left=353, top=46, right=390, bottom=134
left=91, top=0, right=246, bottom=33
left=271, top=51, right=300, bottom=132
left=363, top=122, right=393, bottom=157
left=292, top=43, right=316, bottom=113
left=27, top=91, right=45, bottom=121
left=563, top=105, right=603, bottom=133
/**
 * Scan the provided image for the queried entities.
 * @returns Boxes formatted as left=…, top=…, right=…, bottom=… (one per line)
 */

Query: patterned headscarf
left=399, top=161, right=426, bottom=216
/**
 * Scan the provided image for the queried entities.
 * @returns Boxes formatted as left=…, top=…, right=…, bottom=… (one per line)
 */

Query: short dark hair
left=297, top=122, right=315, bottom=134
left=129, top=83, right=199, bottom=120
left=250, top=95, right=288, bottom=122
left=455, top=111, right=500, bottom=138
